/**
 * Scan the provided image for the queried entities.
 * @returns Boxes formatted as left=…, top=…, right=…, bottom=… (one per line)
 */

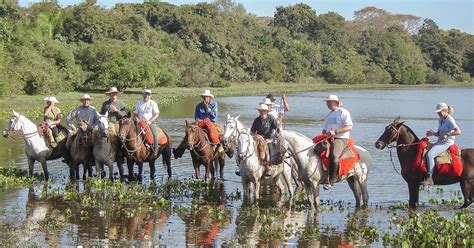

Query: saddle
left=253, top=135, right=284, bottom=166
left=196, top=119, right=221, bottom=144
left=38, top=123, right=67, bottom=148
left=312, top=134, right=360, bottom=177
left=413, top=138, right=463, bottom=177
left=137, top=120, right=168, bottom=146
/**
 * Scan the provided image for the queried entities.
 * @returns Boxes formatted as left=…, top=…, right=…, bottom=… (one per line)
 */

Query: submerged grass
left=0, top=161, right=37, bottom=192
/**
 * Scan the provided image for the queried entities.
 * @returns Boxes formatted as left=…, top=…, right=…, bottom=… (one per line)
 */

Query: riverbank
left=0, top=82, right=472, bottom=120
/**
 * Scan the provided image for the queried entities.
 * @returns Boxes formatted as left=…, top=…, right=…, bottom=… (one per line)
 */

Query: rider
left=133, top=89, right=160, bottom=154
left=43, top=96, right=62, bottom=147
left=66, top=94, right=99, bottom=131
left=265, top=93, right=289, bottom=127
left=100, top=86, right=128, bottom=132
left=251, top=103, right=279, bottom=178
left=194, top=89, right=222, bottom=152
left=322, top=94, right=353, bottom=190
left=423, top=102, right=461, bottom=185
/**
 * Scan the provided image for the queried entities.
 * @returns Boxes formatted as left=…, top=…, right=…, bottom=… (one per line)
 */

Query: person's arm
left=51, top=109, right=62, bottom=126
left=117, top=102, right=127, bottom=118
left=66, top=108, right=76, bottom=129
left=208, top=101, right=218, bottom=122
left=100, top=101, right=107, bottom=115
left=250, top=118, right=257, bottom=135
left=281, top=94, right=289, bottom=112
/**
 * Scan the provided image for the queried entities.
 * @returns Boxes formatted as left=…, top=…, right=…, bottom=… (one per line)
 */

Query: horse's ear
left=185, top=120, right=190, bottom=126
left=104, top=112, right=108, bottom=118
left=395, top=121, right=405, bottom=128
left=227, top=113, right=230, bottom=120
left=235, top=115, right=240, bottom=121
left=12, top=110, right=19, bottom=117
left=393, top=116, right=401, bottom=123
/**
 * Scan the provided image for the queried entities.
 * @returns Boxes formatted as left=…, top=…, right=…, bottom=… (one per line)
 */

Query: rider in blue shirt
left=194, top=89, right=218, bottom=123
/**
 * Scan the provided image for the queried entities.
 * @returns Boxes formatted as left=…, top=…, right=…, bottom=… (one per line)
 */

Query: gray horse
left=68, top=120, right=94, bottom=180
left=93, top=114, right=125, bottom=181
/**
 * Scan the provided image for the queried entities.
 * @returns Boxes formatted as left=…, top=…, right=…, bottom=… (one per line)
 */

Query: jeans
left=149, top=123, right=159, bottom=148
left=426, top=142, right=451, bottom=176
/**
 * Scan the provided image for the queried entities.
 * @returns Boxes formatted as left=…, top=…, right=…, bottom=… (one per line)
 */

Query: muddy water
left=0, top=87, right=473, bottom=246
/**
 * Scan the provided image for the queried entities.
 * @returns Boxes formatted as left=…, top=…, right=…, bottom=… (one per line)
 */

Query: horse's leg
left=95, top=161, right=102, bottom=179
left=219, top=155, right=225, bottom=179
left=137, top=163, right=143, bottom=183
left=274, top=175, right=285, bottom=196
left=254, top=179, right=261, bottom=201
left=459, top=179, right=473, bottom=208
left=283, top=169, right=294, bottom=198
left=127, top=160, right=134, bottom=182
left=27, top=157, right=35, bottom=177
left=108, top=162, right=114, bottom=181
left=162, top=146, right=172, bottom=178
left=347, top=176, right=362, bottom=208
left=75, top=162, right=80, bottom=180
left=204, top=161, right=211, bottom=181
left=82, top=164, right=87, bottom=180
left=360, top=179, right=369, bottom=207
left=311, top=181, right=320, bottom=212
left=149, top=160, right=156, bottom=181
left=193, top=157, right=200, bottom=180
left=408, top=183, right=419, bottom=209
left=117, top=158, right=125, bottom=182
left=39, top=159, right=49, bottom=181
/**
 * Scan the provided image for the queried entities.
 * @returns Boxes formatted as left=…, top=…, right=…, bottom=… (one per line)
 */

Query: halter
left=384, top=123, right=423, bottom=175
left=225, top=119, right=254, bottom=159
left=119, top=120, right=147, bottom=157
left=186, top=125, right=222, bottom=160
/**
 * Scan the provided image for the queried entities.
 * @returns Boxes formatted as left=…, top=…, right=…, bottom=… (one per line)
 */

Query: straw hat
left=324, top=94, right=342, bottom=105
left=105, top=86, right=119, bottom=95
left=260, top=98, right=273, bottom=105
left=43, top=96, right=59, bottom=104
left=79, top=94, right=93, bottom=101
left=256, top=103, right=270, bottom=111
left=434, top=102, right=448, bottom=112
left=201, top=89, right=214, bottom=98
left=143, top=89, right=152, bottom=94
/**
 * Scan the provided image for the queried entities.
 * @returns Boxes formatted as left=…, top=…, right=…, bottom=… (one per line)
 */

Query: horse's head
left=185, top=120, right=200, bottom=150
left=223, top=114, right=240, bottom=146
left=375, top=116, right=405, bottom=150
left=3, top=111, right=23, bottom=138
left=77, top=120, right=92, bottom=145
left=97, top=113, right=109, bottom=137
left=118, top=118, right=133, bottom=140
left=237, top=130, right=253, bottom=159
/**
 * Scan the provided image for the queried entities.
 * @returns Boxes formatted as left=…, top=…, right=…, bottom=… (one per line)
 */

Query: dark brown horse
left=118, top=118, right=172, bottom=182
left=375, top=117, right=474, bottom=209
left=69, top=120, right=94, bottom=180
left=184, top=120, right=226, bottom=180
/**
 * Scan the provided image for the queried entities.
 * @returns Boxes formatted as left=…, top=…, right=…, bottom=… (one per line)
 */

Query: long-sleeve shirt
left=195, top=100, right=218, bottom=123
left=100, top=99, right=127, bottom=123
left=66, top=106, right=99, bottom=129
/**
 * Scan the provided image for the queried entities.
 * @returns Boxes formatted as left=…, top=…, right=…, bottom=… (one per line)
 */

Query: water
left=0, top=87, right=473, bottom=246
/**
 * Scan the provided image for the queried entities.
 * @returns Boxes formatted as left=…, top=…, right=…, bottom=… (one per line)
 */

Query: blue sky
left=19, top=0, right=473, bottom=33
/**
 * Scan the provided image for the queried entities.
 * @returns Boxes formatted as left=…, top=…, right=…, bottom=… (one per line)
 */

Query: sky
left=18, top=0, right=473, bottom=34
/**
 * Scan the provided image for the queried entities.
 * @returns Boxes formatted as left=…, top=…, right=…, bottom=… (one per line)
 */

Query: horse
left=278, top=129, right=373, bottom=210
left=375, top=117, right=474, bottom=209
left=69, top=119, right=94, bottom=180
left=118, top=118, right=172, bottom=182
left=2, top=110, right=70, bottom=180
left=92, top=113, right=125, bottom=181
left=222, top=115, right=294, bottom=204
left=182, top=120, right=226, bottom=181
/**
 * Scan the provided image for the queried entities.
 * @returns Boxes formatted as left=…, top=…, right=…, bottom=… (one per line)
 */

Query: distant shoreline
left=0, top=82, right=472, bottom=120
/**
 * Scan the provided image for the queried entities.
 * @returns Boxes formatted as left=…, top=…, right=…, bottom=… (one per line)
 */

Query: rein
left=5, top=115, right=40, bottom=140
left=188, top=126, right=219, bottom=160
left=282, top=135, right=331, bottom=160
left=120, top=121, right=148, bottom=157
left=384, top=124, right=424, bottom=175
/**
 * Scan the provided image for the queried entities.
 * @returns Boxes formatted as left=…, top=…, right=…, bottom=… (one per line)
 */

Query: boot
left=46, top=129, right=57, bottom=148
left=324, top=162, right=339, bottom=190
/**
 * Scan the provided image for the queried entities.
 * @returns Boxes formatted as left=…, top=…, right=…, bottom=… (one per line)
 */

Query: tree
left=273, top=3, right=316, bottom=36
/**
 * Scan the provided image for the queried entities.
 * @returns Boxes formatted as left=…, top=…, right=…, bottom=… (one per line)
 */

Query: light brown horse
left=118, top=118, right=172, bottom=182
left=375, top=117, right=474, bottom=209
left=184, top=120, right=226, bottom=181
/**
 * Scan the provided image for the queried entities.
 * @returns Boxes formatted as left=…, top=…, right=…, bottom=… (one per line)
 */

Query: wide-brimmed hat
left=434, top=102, right=448, bottom=112
left=105, top=86, right=119, bottom=95
left=260, top=98, right=273, bottom=105
left=143, top=89, right=152, bottom=94
left=43, top=96, right=59, bottom=103
left=324, top=94, right=342, bottom=105
left=201, top=89, right=214, bottom=98
left=256, top=103, right=270, bottom=111
left=80, top=94, right=93, bottom=101
left=266, top=94, right=276, bottom=102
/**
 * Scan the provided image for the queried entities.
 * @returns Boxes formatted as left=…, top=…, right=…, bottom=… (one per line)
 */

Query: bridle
left=119, top=119, right=147, bottom=156
left=224, top=119, right=254, bottom=159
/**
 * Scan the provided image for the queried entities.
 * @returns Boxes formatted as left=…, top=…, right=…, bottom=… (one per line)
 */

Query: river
left=0, top=87, right=472, bottom=246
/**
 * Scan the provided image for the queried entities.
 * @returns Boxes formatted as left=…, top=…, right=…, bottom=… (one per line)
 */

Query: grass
left=0, top=81, right=472, bottom=120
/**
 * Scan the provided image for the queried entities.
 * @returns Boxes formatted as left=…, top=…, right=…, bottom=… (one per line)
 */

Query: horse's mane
left=282, top=130, right=312, bottom=143
left=402, top=123, right=420, bottom=142
left=188, top=123, right=210, bottom=143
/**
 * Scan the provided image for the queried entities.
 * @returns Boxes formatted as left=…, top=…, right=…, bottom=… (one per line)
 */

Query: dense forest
left=0, top=0, right=473, bottom=95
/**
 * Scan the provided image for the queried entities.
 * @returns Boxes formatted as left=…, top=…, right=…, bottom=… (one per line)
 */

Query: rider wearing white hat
left=322, top=94, right=353, bottom=190
left=133, top=89, right=161, bottom=152
left=100, top=86, right=128, bottom=124
left=195, top=89, right=218, bottom=123
left=43, top=96, right=62, bottom=147
left=423, top=102, right=462, bottom=185
left=66, top=94, right=99, bottom=131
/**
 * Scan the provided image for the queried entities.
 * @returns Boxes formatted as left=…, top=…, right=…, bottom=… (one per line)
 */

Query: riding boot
left=329, top=162, right=340, bottom=186
left=173, top=138, right=187, bottom=159
left=46, top=128, right=57, bottom=148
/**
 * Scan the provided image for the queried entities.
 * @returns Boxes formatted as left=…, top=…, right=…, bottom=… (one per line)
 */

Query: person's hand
left=328, top=129, right=336, bottom=136
left=109, top=105, right=118, bottom=112
left=206, top=108, right=212, bottom=113
left=426, top=130, right=436, bottom=137
left=440, top=134, right=448, bottom=140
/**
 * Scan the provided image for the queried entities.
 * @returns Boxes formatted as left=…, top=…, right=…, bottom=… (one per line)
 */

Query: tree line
left=0, top=0, right=472, bottom=95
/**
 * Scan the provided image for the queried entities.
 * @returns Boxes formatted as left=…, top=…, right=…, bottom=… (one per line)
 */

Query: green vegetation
left=0, top=160, right=37, bottom=191
left=0, top=1, right=472, bottom=97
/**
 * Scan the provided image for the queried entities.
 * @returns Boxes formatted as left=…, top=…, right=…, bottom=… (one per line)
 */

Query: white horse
left=279, top=130, right=373, bottom=210
left=2, top=110, right=70, bottom=180
left=223, top=114, right=294, bottom=204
